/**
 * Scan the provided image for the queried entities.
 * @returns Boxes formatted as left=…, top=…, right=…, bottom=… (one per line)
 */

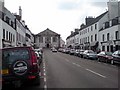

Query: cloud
left=89, top=2, right=107, bottom=8
left=58, top=1, right=80, bottom=10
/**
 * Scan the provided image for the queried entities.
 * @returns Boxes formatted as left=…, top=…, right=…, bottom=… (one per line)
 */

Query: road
left=2, top=49, right=119, bottom=90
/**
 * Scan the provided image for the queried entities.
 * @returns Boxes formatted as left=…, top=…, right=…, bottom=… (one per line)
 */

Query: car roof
left=2, top=46, right=34, bottom=50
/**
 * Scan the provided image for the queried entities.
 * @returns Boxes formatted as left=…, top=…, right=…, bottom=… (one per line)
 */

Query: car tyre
left=111, top=60, right=114, bottom=65
left=33, top=75, right=40, bottom=86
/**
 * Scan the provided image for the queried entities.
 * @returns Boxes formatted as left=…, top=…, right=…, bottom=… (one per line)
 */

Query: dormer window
left=6, top=16, right=10, bottom=24
left=112, top=18, right=118, bottom=26
left=103, top=23, right=105, bottom=29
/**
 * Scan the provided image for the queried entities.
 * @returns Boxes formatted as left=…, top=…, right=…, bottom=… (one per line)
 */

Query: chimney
left=0, top=0, right=4, bottom=12
left=19, top=6, right=22, bottom=20
left=71, top=31, right=74, bottom=35
left=85, top=16, right=95, bottom=25
left=75, top=29, right=79, bottom=32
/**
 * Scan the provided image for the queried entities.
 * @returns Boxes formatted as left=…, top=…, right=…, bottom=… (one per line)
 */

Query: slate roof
left=80, top=11, right=108, bottom=30
left=66, top=11, right=108, bottom=40
left=36, top=28, right=60, bottom=36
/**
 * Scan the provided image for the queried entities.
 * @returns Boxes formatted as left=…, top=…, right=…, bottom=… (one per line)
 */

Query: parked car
left=111, top=50, right=120, bottom=64
left=69, top=49, right=76, bottom=55
left=97, top=51, right=113, bottom=63
left=78, top=50, right=85, bottom=58
left=74, top=49, right=80, bottom=56
left=83, top=50, right=98, bottom=60
left=52, top=48, right=57, bottom=52
left=2, top=47, right=40, bottom=88
left=65, top=48, right=71, bottom=54
left=35, top=51, right=42, bottom=65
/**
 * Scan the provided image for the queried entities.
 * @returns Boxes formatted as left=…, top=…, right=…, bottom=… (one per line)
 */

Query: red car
left=2, top=46, right=40, bottom=88
left=97, top=51, right=113, bottom=63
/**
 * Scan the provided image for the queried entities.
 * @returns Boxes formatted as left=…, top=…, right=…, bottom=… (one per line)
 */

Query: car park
left=111, top=50, right=120, bottom=64
left=2, top=46, right=40, bottom=88
left=83, top=50, right=98, bottom=60
left=97, top=51, right=113, bottom=63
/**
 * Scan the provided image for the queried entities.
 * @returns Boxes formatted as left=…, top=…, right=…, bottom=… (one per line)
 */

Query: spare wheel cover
left=12, top=60, right=28, bottom=76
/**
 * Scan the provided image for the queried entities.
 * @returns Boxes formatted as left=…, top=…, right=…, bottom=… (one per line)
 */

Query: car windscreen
left=106, top=52, right=112, bottom=55
left=2, top=49, right=30, bottom=65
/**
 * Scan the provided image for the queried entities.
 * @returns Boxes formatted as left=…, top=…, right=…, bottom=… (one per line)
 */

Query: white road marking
left=44, top=73, right=46, bottom=76
left=75, top=64, right=82, bottom=68
left=44, top=85, right=47, bottom=89
left=44, top=77, right=47, bottom=82
left=86, top=69, right=106, bottom=78
left=65, top=59, right=69, bottom=62
left=43, top=69, right=46, bottom=72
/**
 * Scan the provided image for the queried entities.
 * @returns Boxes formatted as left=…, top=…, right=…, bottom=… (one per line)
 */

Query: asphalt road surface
left=2, top=49, right=119, bottom=90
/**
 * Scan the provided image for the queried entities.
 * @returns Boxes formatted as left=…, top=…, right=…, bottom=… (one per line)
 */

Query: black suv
left=2, top=46, right=40, bottom=88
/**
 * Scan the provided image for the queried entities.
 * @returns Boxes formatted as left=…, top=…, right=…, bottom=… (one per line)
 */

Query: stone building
left=35, top=28, right=61, bottom=48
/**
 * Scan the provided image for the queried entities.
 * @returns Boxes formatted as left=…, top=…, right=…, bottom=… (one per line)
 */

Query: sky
left=4, top=0, right=113, bottom=41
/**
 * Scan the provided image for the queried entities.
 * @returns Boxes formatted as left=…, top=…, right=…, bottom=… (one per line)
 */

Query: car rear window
left=3, top=49, right=30, bottom=65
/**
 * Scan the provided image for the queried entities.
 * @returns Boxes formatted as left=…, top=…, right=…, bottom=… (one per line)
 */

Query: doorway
left=47, top=44, right=49, bottom=48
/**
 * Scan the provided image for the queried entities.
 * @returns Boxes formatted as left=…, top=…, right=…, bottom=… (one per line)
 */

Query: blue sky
left=4, top=0, right=113, bottom=41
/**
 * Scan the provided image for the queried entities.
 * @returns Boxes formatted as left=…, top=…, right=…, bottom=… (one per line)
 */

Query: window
left=80, top=39, right=81, bottom=44
left=88, top=36, right=89, bottom=42
left=3, top=29, right=5, bottom=39
left=6, top=31, right=8, bottom=40
left=13, top=35, right=15, bottom=42
left=95, top=24, right=97, bottom=30
left=11, top=21, right=13, bottom=27
left=102, top=46, right=105, bottom=51
left=91, top=35, right=93, bottom=42
left=10, top=33, right=13, bottom=41
left=105, top=22, right=109, bottom=28
left=102, top=34, right=105, bottom=41
left=53, top=37, right=57, bottom=42
left=107, top=46, right=109, bottom=52
left=39, top=36, right=43, bottom=43
left=115, top=31, right=119, bottom=40
left=2, top=12, right=4, bottom=21
left=107, top=33, right=110, bottom=41
left=95, top=34, right=97, bottom=41
left=88, top=28, right=89, bottom=32
left=9, top=32, right=10, bottom=41
left=6, top=16, right=10, bottom=24
left=91, top=26, right=93, bottom=31
left=112, top=18, right=118, bottom=26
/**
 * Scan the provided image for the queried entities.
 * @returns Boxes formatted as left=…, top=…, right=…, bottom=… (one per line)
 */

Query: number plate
left=1, top=69, right=9, bottom=74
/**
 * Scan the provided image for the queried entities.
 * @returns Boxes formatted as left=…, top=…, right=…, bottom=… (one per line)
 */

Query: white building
left=60, top=37, right=65, bottom=48
left=99, top=1, right=120, bottom=52
left=0, top=1, right=34, bottom=48
left=35, top=28, right=61, bottom=49
left=0, top=3, right=16, bottom=48
left=25, top=25, right=34, bottom=47
left=66, top=30, right=79, bottom=49
left=66, top=0, right=120, bottom=52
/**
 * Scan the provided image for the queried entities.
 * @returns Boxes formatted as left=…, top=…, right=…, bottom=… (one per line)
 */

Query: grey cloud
left=58, top=2, right=80, bottom=10
left=89, top=2, right=107, bottom=8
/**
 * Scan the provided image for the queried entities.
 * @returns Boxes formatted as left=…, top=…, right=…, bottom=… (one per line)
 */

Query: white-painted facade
left=66, top=0, right=120, bottom=52
left=0, top=2, right=34, bottom=49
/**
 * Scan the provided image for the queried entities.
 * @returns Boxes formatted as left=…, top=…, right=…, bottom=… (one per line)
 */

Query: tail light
left=30, top=51, right=39, bottom=72
left=31, top=51, right=37, bottom=65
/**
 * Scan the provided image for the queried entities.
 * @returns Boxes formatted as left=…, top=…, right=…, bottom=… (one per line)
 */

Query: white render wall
left=2, top=20, right=16, bottom=47
left=0, top=20, right=3, bottom=48
left=99, top=25, right=119, bottom=51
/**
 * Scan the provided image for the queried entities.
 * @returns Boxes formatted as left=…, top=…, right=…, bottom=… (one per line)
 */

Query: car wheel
left=111, top=60, right=114, bottom=65
left=33, top=75, right=40, bottom=86
left=98, top=58, right=100, bottom=62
